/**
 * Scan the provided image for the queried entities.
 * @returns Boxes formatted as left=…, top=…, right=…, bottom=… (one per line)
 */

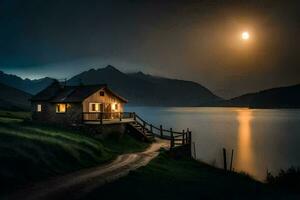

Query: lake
left=126, top=107, right=300, bottom=180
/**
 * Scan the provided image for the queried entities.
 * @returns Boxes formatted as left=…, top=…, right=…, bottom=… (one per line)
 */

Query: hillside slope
left=0, top=114, right=148, bottom=196
left=0, top=83, right=32, bottom=111
left=68, top=65, right=221, bottom=106
left=226, top=84, right=300, bottom=108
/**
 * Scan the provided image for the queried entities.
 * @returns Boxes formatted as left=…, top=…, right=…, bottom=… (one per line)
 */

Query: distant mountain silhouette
left=223, top=84, right=300, bottom=108
left=0, top=83, right=32, bottom=111
left=68, top=65, right=222, bottom=106
left=4, top=65, right=298, bottom=108
left=0, top=71, right=54, bottom=94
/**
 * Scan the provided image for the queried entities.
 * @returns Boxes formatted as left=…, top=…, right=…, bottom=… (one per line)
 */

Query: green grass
left=0, top=110, right=31, bottom=119
left=84, top=151, right=300, bottom=200
left=0, top=112, right=149, bottom=195
left=99, top=133, right=149, bottom=154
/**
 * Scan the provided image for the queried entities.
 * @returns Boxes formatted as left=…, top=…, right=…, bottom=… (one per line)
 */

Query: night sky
left=0, top=0, right=299, bottom=98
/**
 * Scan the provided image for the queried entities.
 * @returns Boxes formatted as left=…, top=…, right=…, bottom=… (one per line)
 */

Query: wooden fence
left=82, top=111, right=192, bottom=148
left=133, top=112, right=192, bottom=148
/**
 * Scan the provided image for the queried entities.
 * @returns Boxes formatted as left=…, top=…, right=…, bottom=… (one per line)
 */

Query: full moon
left=241, top=32, right=250, bottom=40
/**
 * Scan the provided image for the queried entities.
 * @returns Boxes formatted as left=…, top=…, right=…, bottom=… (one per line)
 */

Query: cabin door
left=99, top=103, right=104, bottom=113
left=105, top=104, right=112, bottom=119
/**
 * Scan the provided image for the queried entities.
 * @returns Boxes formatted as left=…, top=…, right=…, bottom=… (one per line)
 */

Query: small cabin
left=31, top=81, right=128, bottom=125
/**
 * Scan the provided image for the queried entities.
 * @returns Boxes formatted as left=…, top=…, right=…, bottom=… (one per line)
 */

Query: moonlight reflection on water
left=126, top=106, right=300, bottom=180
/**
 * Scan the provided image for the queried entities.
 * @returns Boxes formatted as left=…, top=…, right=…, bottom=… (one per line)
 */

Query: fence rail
left=133, top=112, right=192, bottom=148
left=82, top=112, right=134, bottom=124
left=82, top=111, right=192, bottom=148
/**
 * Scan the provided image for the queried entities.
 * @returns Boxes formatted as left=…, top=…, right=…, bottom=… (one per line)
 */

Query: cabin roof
left=31, top=81, right=128, bottom=103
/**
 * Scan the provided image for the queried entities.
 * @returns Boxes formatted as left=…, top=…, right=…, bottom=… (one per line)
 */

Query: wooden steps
left=126, top=113, right=192, bottom=149
left=127, top=122, right=155, bottom=142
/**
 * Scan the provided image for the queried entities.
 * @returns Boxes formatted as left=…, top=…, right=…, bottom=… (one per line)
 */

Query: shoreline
left=82, top=148, right=300, bottom=200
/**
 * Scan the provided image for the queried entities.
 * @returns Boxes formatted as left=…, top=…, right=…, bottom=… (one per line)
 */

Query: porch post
left=133, top=112, right=136, bottom=121
left=182, top=130, right=185, bottom=145
left=150, top=124, right=153, bottom=134
left=170, top=128, right=174, bottom=149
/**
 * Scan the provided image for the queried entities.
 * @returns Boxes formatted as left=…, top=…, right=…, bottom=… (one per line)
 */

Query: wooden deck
left=82, top=112, right=192, bottom=149
left=82, top=112, right=135, bottom=125
left=84, top=118, right=135, bottom=125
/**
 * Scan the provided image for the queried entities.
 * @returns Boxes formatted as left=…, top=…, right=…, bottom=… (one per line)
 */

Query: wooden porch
left=82, top=112, right=192, bottom=149
left=82, top=112, right=135, bottom=125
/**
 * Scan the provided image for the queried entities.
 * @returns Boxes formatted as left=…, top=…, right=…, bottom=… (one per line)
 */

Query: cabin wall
left=31, top=88, right=126, bottom=124
left=31, top=101, right=52, bottom=122
left=82, top=88, right=124, bottom=121
left=31, top=102, right=82, bottom=124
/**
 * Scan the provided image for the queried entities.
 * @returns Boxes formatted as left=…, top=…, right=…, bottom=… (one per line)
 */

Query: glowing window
left=56, top=104, right=66, bottom=113
left=89, top=103, right=101, bottom=112
left=99, top=91, right=105, bottom=96
left=92, top=104, right=96, bottom=111
left=37, top=104, right=42, bottom=112
left=112, top=103, right=118, bottom=111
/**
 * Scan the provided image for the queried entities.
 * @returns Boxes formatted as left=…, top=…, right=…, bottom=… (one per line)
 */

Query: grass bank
left=0, top=110, right=31, bottom=119
left=0, top=111, right=149, bottom=195
left=84, top=150, right=300, bottom=200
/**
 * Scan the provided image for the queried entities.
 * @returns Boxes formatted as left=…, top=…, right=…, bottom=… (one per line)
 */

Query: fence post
left=133, top=112, right=136, bottom=121
left=185, top=131, right=188, bottom=144
left=150, top=124, right=153, bottom=134
left=187, top=128, right=191, bottom=144
left=100, top=112, right=103, bottom=125
left=160, top=125, right=163, bottom=137
left=223, top=148, right=227, bottom=171
left=187, top=128, right=190, bottom=144
left=170, top=128, right=174, bottom=149
left=182, top=130, right=185, bottom=145
left=230, top=149, right=234, bottom=171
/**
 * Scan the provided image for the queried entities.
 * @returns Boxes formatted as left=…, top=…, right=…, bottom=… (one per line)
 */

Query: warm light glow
left=241, top=32, right=250, bottom=40
left=236, top=109, right=254, bottom=174
left=56, top=104, right=66, bottom=113
left=37, top=104, right=42, bottom=112
left=112, top=103, right=119, bottom=111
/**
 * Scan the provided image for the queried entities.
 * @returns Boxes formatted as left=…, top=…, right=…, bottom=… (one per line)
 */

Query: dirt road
left=6, top=140, right=169, bottom=200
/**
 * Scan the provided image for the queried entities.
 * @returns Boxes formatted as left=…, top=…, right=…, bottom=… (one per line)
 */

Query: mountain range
left=67, top=65, right=221, bottom=106
left=0, top=71, right=54, bottom=94
left=0, top=65, right=299, bottom=110
left=224, top=84, right=300, bottom=108
left=0, top=66, right=221, bottom=108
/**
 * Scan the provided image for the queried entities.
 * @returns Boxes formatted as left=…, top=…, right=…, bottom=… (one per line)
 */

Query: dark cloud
left=0, top=0, right=299, bottom=98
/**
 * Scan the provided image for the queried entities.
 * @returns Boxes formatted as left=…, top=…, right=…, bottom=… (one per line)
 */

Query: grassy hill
left=0, top=83, right=32, bottom=111
left=84, top=151, right=299, bottom=200
left=0, top=112, right=148, bottom=195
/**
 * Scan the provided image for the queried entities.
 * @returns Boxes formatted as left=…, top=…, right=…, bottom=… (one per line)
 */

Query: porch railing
left=133, top=112, right=192, bottom=148
left=82, top=111, right=192, bottom=148
left=82, top=112, right=134, bottom=124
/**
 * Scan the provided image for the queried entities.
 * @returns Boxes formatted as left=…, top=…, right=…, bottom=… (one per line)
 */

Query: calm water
left=126, top=107, right=300, bottom=180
